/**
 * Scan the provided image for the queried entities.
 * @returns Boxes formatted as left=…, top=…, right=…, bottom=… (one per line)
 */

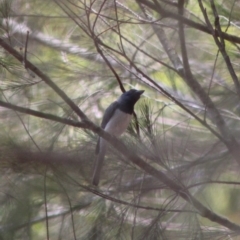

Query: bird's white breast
left=104, top=109, right=132, bottom=137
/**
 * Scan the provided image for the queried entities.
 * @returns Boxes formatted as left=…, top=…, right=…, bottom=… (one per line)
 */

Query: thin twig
left=210, top=0, right=240, bottom=100
left=43, top=167, right=50, bottom=240
left=23, top=31, right=29, bottom=67
left=114, top=0, right=125, bottom=55
left=204, top=49, right=219, bottom=121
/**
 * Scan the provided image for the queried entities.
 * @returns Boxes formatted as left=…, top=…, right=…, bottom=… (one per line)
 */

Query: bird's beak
left=137, top=90, right=144, bottom=96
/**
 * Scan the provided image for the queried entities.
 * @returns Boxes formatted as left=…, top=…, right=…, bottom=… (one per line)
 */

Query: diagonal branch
left=147, top=0, right=240, bottom=167
left=197, top=0, right=240, bottom=101
left=136, top=0, right=240, bottom=44
left=0, top=99, right=240, bottom=231
left=139, top=0, right=183, bottom=70
left=0, top=37, right=87, bottom=121
left=137, top=0, right=237, bottom=153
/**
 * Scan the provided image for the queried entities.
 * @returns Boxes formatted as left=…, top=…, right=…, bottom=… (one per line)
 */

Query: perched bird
left=92, top=89, right=144, bottom=186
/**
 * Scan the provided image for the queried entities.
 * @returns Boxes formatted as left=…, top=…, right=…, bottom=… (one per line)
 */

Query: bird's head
left=118, top=89, right=144, bottom=106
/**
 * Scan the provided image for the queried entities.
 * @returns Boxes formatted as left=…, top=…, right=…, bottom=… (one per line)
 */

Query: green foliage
left=1, top=0, right=240, bottom=239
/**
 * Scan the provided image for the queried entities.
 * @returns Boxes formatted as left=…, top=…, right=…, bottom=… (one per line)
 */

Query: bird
left=92, top=89, right=144, bottom=186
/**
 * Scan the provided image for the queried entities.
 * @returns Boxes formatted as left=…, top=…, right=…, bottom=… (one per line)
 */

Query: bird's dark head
left=119, top=89, right=144, bottom=104
left=118, top=89, right=144, bottom=113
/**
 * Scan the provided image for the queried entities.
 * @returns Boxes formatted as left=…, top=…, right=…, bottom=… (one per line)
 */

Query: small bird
left=92, top=89, right=144, bottom=186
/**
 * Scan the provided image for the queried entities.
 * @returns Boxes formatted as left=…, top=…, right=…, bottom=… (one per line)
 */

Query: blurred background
left=0, top=0, right=240, bottom=239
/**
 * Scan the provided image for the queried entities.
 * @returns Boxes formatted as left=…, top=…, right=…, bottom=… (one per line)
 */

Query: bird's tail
left=92, top=139, right=106, bottom=186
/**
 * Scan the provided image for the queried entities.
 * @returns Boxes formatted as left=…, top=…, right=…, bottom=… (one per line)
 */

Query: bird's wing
left=101, top=101, right=119, bottom=129
left=95, top=101, right=119, bottom=154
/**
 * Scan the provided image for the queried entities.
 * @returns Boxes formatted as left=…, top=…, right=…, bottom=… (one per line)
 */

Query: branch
left=137, top=0, right=240, bottom=44
left=170, top=1, right=240, bottom=167
left=139, top=1, right=183, bottom=70
left=0, top=100, right=87, bottom=128
left=137, top=0, right=238, bottom=156
left=0, top=37, right=87, bottom=121
left=211, top=1, right=240, bottom=100
left=0, top=100, right=240, bottom=231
